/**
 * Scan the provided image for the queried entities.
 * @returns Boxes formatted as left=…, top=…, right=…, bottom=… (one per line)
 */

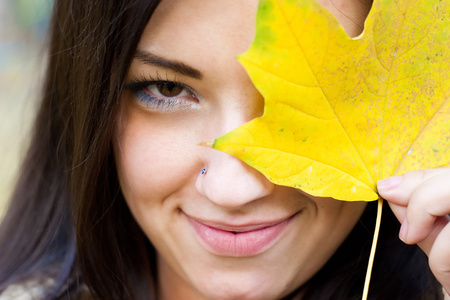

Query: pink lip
left=187, top=214, right=294, bottom=257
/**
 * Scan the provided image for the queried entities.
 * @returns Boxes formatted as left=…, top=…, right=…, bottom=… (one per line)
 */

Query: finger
left=379, top=169, right=450, bottom=294
left=409, top=216, right=448, bottom=254
left=315, top=0, right=371, bottom=36
left=377, top=168, right=449, bottom=206
left=386, top=201, right=405, bottom=226
left=379, top=169, right=450, bottom=247
left=402, top=173, right=450, bottom=245
left=444, top=289, right=450, bottom=300
left=378, top=169, right=450, bottom=244
left=386, top=201, right=448, bottom=254
left=428, top=222, right=450, bottom=296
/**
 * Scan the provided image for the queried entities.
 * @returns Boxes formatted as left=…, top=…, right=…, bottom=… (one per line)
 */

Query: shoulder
left=0, top=278, right=52, bottom=300
left=0, top=278, right=92, bottom=300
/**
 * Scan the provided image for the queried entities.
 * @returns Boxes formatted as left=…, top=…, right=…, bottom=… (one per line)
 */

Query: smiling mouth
left=186, top=214, right=297, bottom=257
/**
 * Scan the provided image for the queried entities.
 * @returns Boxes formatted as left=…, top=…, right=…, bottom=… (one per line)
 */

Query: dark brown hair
left=0, top=1, right=159, bottom=299
left=0, top=1, right=442, bottom=300
left=301, top=201, right=442, bottom=299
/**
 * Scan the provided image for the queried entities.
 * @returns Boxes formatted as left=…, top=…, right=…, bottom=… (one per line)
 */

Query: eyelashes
left=124, top=75, right=201, bottom=112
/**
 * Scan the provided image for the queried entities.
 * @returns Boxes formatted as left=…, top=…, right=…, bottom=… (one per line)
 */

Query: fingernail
left=377, top=176, right=402, bottom=191
left=399, top=218, right=408, bottom=242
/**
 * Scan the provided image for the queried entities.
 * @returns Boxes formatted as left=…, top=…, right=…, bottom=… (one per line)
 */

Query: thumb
left=377, top=168, right=448, bottom=207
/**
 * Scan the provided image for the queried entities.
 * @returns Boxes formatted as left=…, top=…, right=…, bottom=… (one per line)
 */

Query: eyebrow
left=134, top=49, right=203, bottom=80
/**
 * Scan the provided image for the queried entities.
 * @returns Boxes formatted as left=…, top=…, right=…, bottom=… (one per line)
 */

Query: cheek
left=300, top=197, right=367, bottom=256
left=293, top=199, right=367, bottom=280
left=113, top=109, right=201, bottom=207
left=314, top=198, right=367, bottom=246
left=317, top=197, right=366, bottom=226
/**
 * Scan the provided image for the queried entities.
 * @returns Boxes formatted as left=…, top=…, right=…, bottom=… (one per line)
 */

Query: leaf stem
left=362, top=197, right=383, bottom=300
left=198, top=140, right=214, bottom=148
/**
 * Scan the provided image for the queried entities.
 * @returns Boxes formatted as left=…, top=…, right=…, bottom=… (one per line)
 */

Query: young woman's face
left=114, top=0, right=367, bottom=299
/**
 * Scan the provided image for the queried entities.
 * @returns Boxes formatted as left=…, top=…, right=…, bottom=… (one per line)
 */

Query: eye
left=125, top=79, right=201, bottom=112
left=148, top=82, right=190, bottom=98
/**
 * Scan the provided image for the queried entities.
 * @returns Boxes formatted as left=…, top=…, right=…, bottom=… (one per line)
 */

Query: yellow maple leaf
left=213, top=0, right=450, bottom=201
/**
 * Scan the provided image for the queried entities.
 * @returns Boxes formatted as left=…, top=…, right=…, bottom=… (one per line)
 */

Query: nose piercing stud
left=201, top=168, right=207, bottom=175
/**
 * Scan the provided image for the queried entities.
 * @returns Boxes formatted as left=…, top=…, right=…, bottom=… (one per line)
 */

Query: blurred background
left=0, top=0, right=51, bottom=218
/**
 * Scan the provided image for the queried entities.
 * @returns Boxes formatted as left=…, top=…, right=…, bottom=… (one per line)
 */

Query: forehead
left=137, top=0, right=258, bottom=67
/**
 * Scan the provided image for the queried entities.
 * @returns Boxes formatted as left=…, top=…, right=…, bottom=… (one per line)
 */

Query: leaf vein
left=278, top=3, right=375, bottom=186
left=392, top=27, right=432, bottom=61
left=394, top=93, right=449, bottom=175
left=371, top=25, right=389, bottom=72
left=240, top=58, right=318, bottom=88
left=277, top=102, right=336, bottom=121
left=226, top=144, right=374, bottom=192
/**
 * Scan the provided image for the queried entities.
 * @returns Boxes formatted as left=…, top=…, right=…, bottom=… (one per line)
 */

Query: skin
left=114, top=1, right=367, bottom=299
left=316, top=0, right=373, bottom=37
left=114, top=0, right=450, bottom=299
left=378, top=169, right=450, bottom=299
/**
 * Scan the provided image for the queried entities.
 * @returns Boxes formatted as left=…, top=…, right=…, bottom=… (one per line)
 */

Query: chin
left=199, top=287, right=287, bottom=300
left=193, top=271, right=298, bottom=300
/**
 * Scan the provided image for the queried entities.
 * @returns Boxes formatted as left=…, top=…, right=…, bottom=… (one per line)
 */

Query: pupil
left=157, top=82, right=183, bottom=97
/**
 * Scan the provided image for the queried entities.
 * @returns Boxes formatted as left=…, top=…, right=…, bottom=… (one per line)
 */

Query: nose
left=195, top=149, right=274, bottom=209
left=194, top=61, right=271, bottom=208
